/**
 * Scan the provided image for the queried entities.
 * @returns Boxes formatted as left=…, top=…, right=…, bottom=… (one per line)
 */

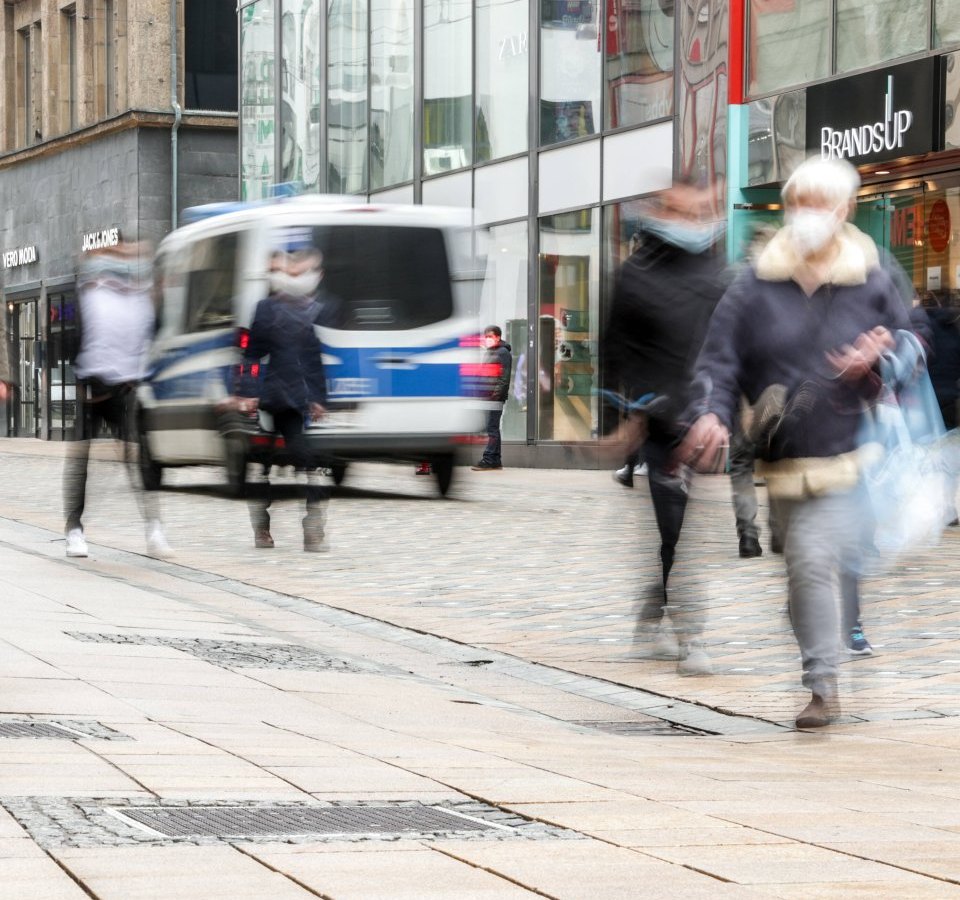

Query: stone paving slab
left=1, top=442, right=960, bottom=894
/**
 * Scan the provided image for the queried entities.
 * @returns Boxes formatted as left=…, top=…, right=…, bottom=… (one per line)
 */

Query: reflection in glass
left=836, top=0, right=928, bottom=74
left=476, top=0, right=528, bottom=162
left=371, top=0, right=414, bottom=188
left=240, top=0, right=276, bottom=200
left=747, top=0, right=828, bottom=96
left=328, top=0, right=368, bottom=193
left=540, top=0, right=600, bottom=144
left=280, top=0, right=322, bottom=189
left=605, top=0, right=673, bottom=128
left=936, top=0, right=960, bottom=47
left=538, top=209, right=599, bottom=440
left=479, top=222, right=528, bottom=440
left=423, top=0, right=472, bottom=175
left=47, top=293, right=78, bottom=439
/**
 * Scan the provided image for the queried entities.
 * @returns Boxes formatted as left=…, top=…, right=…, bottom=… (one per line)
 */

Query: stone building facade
left=0, top=0, right=238, bottom=439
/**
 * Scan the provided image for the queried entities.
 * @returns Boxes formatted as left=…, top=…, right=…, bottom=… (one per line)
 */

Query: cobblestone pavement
left=2, top=438, right=958, bottom=730
left=3, top=439, right=960, bottom=896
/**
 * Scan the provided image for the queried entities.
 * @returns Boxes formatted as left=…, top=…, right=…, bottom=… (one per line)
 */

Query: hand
left=826, top=326, right=894, bottom=382
left=676, top=413, right=730, bottom=474
left=216, top=396, right=258, bottom=414
left=0, top=382, right=8, bottom=401
left=308, top=402, right=326, bottom=422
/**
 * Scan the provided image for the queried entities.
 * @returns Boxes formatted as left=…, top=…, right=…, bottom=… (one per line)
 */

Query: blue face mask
left=641, top=216, right=725, bottom=255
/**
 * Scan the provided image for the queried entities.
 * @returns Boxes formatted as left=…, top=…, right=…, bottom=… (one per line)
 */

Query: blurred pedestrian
left=232, top=231, right=330, bottom=551
left=920, top=291, right=960, bottom=524
left=0, top=305, right=13, bottom=400
left=472, top=325, right=512, bottom=471
left=63, top=242, right=172, bottom=558
left=680, top=157, right=911, bottom=727
left=603, top=177, right=728, bottom=675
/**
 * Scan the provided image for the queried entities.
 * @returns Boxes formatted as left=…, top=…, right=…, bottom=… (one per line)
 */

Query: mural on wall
left=676, top=0, right=728, bottom=187
left=945, top=51, right=960, bottom=151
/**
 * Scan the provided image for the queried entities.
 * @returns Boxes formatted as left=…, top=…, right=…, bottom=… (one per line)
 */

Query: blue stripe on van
left=146, top=334, right=469, bottom=402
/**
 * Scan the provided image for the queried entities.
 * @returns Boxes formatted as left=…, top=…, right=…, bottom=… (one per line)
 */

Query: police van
left=137, top=197, right=488, bottom=495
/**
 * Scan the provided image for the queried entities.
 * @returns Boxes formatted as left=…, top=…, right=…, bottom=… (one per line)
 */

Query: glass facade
left=240, top=0, right=276, bottom=200
left=605, top=0, right=674, bottom=129
left=237, top=0, right=712, bottom=457
left=538, top=209, right=599, bottom=440
left=748, top=0, right=949, bottom=98
left=423, top=0, right=473, bottom=174
left=476, top=0, right=528, bottom=161
left=281, top=0, right=322, bottom=189
left=371, top=0, right=414, bottom=188
left=540, top=0, right=600, bottom=145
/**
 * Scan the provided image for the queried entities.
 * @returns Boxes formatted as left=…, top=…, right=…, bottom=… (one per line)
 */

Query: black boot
left=739, top=534, right=762, bottom=558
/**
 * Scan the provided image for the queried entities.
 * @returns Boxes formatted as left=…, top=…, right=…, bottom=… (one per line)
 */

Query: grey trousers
left=772, top=490, right=860, bottom=697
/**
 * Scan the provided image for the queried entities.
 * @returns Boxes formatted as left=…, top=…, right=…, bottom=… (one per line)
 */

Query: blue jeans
left=481, top=405, right=503, bottom=465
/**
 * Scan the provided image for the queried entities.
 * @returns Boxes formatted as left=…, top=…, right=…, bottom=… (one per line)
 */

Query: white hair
left=782, top=156, right=861, bottom=208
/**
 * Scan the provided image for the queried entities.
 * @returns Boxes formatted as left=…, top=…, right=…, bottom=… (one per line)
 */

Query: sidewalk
left=0, top=439, right=959, bottom=896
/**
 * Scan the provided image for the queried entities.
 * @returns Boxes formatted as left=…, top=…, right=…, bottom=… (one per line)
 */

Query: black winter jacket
left=602, top=235, right=728, bottom=434
left=238, top=293, right=327, bottom=414
left=485, top=341, right=512, bottom=403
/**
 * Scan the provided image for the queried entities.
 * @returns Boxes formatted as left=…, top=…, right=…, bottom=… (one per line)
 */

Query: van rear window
left=310, top=225, right=453, bottom=330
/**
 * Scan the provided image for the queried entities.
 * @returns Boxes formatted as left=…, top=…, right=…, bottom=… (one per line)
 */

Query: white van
left=138, top=197, right=489, bottom=495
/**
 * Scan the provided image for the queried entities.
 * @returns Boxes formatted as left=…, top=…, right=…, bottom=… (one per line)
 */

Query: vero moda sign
left=806, top=58, right=944, bottom=166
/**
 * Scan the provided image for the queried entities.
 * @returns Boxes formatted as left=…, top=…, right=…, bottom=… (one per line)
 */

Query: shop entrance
left=6, top=298, right=40, bottom=438
left=856, top=180, right=960, bottom=303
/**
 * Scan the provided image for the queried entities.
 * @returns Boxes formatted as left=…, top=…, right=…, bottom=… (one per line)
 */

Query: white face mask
left=269, top=269, right=321, bottom=297
left=786, top=208, right=842, bottom=258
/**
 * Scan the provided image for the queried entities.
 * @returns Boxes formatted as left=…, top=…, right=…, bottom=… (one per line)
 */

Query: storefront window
left=423, top=0, right=473, bottom=175
left=240, top=0, right=276, bottom=200
left=605, top=0, right=673, bottom=129
left=479, top=221, right=528, bottom=440
left=538, top=209, right=599, bottom=440
left=540, top=0, right=600, bottom=145
left=747, top=0, right=829, bottom=96
left=836, top=0, right=928, bottom=75
left=370, top=0, right=414, bottom=188
left=48, top=293, right=78, bottom=440
left=280, top=0, right=322, bottom=190
left=935, top=0, right=960, bottom=48
left=328, top=0, right=368, bottom=193
left=476, top=0, right=529, bottom=162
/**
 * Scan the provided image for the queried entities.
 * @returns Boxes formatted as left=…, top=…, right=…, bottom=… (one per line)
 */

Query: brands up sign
left=806, top=58, right=943, bottom=166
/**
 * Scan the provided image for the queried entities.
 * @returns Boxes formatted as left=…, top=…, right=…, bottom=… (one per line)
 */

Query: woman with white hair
left=678, top=156, right=911, bottom=728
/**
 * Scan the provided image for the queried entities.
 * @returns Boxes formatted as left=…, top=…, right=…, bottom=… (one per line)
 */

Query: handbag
left=858, top=331, right=953, bottom=556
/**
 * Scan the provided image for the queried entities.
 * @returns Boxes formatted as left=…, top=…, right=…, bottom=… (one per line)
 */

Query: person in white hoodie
left=63, top=241, right=172, bottom=559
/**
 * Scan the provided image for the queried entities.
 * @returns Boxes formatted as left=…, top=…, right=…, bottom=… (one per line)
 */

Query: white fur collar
left=755, top=223, right=880, bottom=286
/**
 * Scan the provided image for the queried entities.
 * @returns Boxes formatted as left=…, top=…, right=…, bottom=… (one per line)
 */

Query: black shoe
left=770, top=535, right=784, bottom=554
left=613, top=465, right=633, bottom=487
left=739, top=535, right=762, bottom=558
left=471, top=461, right=502, bottom=471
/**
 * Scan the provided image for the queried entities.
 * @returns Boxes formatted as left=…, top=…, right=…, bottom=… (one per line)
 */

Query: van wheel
left=138, top=428, right=163, bottom=491
left=225, top=435, right=249, bottom=496
left=329, top=464, right=347, bottom=486
left=433, top=454, right=454, bottom=496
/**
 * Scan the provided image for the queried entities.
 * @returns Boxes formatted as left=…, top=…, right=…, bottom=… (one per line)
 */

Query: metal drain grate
left=0, top=722, right=82, bottom=740
left=109, top=804, right=499, bottom=839
left=570, top=719, right=706, bottom=736
left=65, top=633, right=362, bottom=672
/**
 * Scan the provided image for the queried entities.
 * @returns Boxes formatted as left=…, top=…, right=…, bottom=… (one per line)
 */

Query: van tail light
left=459, top=333, right=484, bottom=348
left=451, top=434, right=486, bottom=444
left=236, top=327, right=250, bottom=350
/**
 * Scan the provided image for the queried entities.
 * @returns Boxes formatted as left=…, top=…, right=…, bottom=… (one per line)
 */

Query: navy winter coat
left=238, top=293, right=327, bottom=414
left=688, top=225, right=911, bottom=463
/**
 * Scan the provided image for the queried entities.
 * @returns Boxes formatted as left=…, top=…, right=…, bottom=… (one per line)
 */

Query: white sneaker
left=677, top=644, right=713, bottom=676
left=145, top=522, right=174, bottom=559
left=652, top=624, right=680, bottom=660
left=65, top=528, right=88, bottom=558
left=633, top=463, right=648, bottom=476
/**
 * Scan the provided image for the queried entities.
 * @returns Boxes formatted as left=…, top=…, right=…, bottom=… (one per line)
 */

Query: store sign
left=81, top=227, right=121, bottom=253
left=2, top=245, right=38, bottom=269
left=806, top=58, right=943, bottom=165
